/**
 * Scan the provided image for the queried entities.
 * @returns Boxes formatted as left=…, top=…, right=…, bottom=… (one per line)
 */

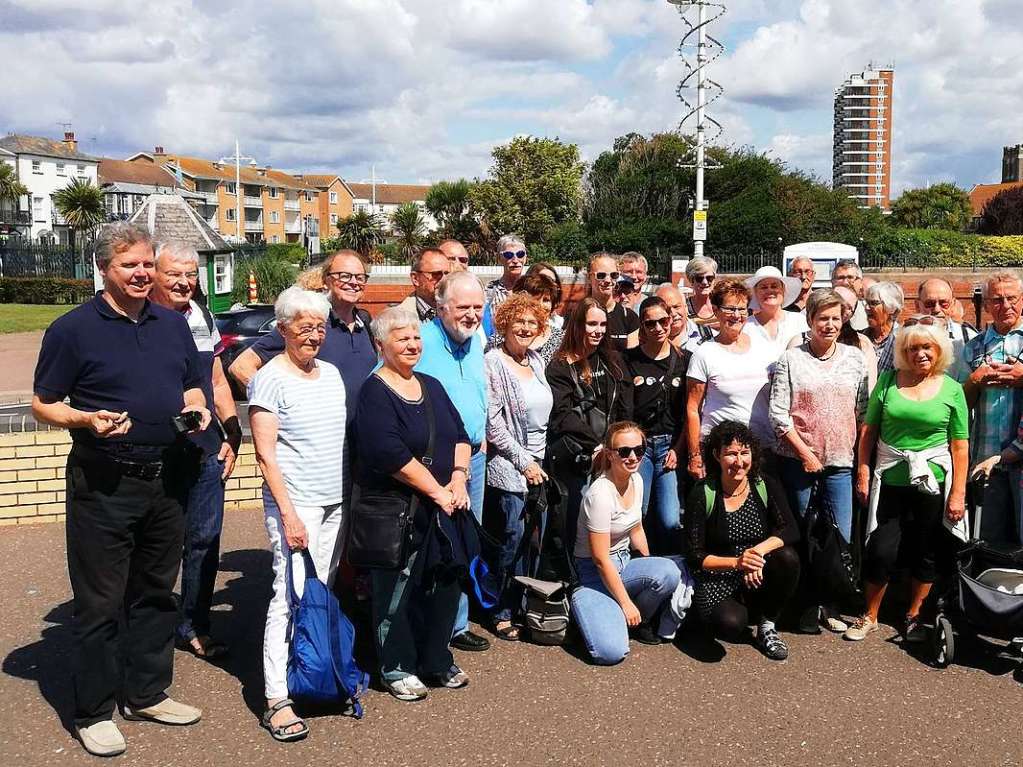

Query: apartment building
left=98, top=157, right=200, bottom=221
left=126, top=148, right=320, bottom=245
left=349, top=182, right=436, bottom=231
left=293, top=174, right=354, bottom=239
left=0, top=132, right=99, bottom=243
left=832, top=65, right=894, bottom=209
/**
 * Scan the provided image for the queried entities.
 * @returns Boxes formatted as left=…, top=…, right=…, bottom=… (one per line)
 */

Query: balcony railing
left=244, top=220, right=263, bottom=232
left=0, top=209, right=31, bottom=225
left=285, top=220, right=302, bottom=234
left=198, top=191, right=219, bottom=205
left=244, top=196, right=263, bottom=208
left=284, top=199, right=301, bottom=211
left=52, top=211, right=68, bottom=226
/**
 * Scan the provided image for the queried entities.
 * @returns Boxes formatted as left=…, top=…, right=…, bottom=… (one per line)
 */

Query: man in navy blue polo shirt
left=229, top=249, right=376, bottom=423
left=32, top=222, right=211, bottom=757
left=151, top=240, right=241, bottom=662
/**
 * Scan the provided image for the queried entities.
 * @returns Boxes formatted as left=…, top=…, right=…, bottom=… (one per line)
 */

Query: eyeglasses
left=642, top=317, right=671, bottom=330
left=327, top=271, right=368, bottom=285
left=921, top=298, right=951, bottom=310
left=903, top=315, right=947, bottom=328
left=716, top=305, right=748, bottom=316
left=614, top=444, right=645, bottom=459
left=416, top=269, right=450, bottom=281
left=989, top=295, right=1022, bottom=307
left=450, top=256, right=469, bottom=265
left=295, top=324, right=327, bottom=337
left=594, top=271, right=620, bottom=282
left=501, top=250, right=527, bottom=261
left=693, top=274, right=715, bottom=284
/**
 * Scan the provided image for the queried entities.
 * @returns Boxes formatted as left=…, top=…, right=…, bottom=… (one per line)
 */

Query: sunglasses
left=501, top=250, right=527, bottom=261
left=693, top=274, right=715, bottom=284
left=417, top=269, right=450, bottom=280
left=903, top=315, right=947, bottom=328
left=614, top=443, right=645, bottom=459
left=594, top=271, right=620, bottom=282
left=921, top=298, right=951, bottom=309
left=642, top=317, right=671, bottom=330
left=450, top=256, right=470, bottom=264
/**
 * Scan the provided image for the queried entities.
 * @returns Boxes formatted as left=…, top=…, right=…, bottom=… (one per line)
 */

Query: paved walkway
left=2, top=511, right=1022, bottom=766
left=0, top=331, right=43, bottom=401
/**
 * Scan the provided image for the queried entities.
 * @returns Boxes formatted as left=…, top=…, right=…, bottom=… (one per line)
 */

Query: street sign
left=693, top=209, right=707, bottom=241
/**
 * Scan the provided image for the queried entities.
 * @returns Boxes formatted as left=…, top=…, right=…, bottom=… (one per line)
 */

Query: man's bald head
left=917, top=278, right=955, bottom=318
left=655, top=282, right=687, bottom=340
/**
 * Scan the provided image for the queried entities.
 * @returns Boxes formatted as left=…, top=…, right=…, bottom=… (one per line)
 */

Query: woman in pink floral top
left=769, top=289, right=869, bottom=632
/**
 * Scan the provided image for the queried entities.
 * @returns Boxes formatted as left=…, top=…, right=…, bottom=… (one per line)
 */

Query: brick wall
left=0, top=431, right=263, bottom=526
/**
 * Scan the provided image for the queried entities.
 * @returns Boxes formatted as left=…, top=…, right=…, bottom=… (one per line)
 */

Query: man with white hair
left=655, top=282, right=699, bottom=351
left=786, top=257, right=815, bottom=313
left=486, top=234, right=527, bottom=310
left=150, top=241, right=241, bottom=662
left=416, top=270, right=492, bottom=652
left=832, top=259, right=868, bottom=331
left=620, top=251, right=650, bottom=311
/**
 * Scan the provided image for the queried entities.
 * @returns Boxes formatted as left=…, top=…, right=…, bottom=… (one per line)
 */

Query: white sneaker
left=76, top=720, right=126, bottom=757
left=843, top=615, right=879, bottom=641
left=385, top=675, right=429, bottom=702
left=123, top=697, right=201, bottom=725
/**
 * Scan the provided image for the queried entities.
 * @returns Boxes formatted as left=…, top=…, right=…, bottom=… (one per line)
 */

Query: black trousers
left=706, top=545, right=801, bottom=642
left=864, top=483, right=944, bottom=584
left=65, top=446, right=193, bottom=728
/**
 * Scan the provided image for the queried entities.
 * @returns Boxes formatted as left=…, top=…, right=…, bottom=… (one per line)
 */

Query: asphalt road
left=2, top=512, right=1023, bottom=766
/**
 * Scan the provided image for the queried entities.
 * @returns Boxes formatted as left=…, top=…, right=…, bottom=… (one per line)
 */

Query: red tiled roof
left=348, top=183, right=432, bottom=205
left=98, top=158, right=181, bottom=187
left=970, top=182, right=1023, bottom=216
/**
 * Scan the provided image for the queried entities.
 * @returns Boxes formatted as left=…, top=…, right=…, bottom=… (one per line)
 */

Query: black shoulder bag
left=345, top=374, right=436, bottom=570
left=548, top=358, right=617, bottom=474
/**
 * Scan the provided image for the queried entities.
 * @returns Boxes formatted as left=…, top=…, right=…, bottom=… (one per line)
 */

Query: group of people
left=32, top=221, right=1023, bottom=755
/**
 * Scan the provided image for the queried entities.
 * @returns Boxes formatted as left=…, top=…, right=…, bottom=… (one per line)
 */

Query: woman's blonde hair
left=894, top=322, right=953, bottom=375
left=592, top=421, right=645, bottom=476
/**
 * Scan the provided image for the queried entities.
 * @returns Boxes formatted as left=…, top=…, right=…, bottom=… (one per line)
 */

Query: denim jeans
left=177, top=454, right=225, bottom=643
left=453, top=448, right=487, bottom=637
left=570, top=550, right=681, bottom=665
left=483, top=488, right=526, bottom=623
left=638, top=433, right=682, bottom=552
left=372, top=548, right=460, bottom=683
left=777, top=456, right=854, bottom=542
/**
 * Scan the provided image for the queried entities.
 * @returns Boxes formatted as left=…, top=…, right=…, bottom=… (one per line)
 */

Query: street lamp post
left=219, top=139, right=255, bottom=242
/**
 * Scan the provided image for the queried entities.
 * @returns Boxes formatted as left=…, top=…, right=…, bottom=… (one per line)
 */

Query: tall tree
left=890, top=183, right=973, bottom=231
left=52, top=177, right=104, bottom=257
left=335, top=210, right=384, bottom=258
left=389, top=202, right=428, bottom=260
left=978, top=186, right=1023, bottom=236
left=0, top=162, right=28, bottom=210
left=425, top=179, right=479, bottom=242
left=468, top=136, right=584, bottom=249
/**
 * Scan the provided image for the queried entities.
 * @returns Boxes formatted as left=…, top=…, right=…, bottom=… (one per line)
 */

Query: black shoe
left=755, top=625, right=789, bottom=661
left=797, top=605, right=822, bottom=635
left=450, top=630, right=491, bottom=652
left=631, top=622, right=662, bottom=646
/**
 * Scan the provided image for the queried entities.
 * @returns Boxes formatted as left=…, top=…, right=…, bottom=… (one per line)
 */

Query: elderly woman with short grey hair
left=249, top=286, right=347, bottom=742
left=864, top=281, right=905, bottom=374
left=487, top=233, right=528, bottom=310
left=356, top=306, right=473, bottom=702
left=685, top=255, right=719, bottom=340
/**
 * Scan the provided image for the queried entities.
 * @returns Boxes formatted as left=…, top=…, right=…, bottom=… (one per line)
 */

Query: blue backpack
left=286, top=550, right=368, bottom=717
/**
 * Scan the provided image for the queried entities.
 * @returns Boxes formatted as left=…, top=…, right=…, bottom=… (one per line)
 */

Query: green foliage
left=425, top=179, right=480, bottom=245
left=543, top=220, right=591, bottom=266
left=891, top=183, right=973, bottom=231
left=265, top=242, right=307, bottom=265
left=53, top=177, right=105, bottom=256
left=978, top=186, right=1023, bottom=236
left=374, top=241, right=403, bottom=263
left=0, top=303, right=75, bottom=332
left=231, top=253, right=298, bottom=304
left=336, top=210, right=385, bottom=257
left=469, top=136, right=585, bottom=248
left=389, top=202, right=428, bottom=260
left=0, top=162, right=28, bottom=206
left=0, top=277, right=94, bottom=304
left=319, top=235, right=343, bottom=252
left=861, top=229, right=1023, bottom=268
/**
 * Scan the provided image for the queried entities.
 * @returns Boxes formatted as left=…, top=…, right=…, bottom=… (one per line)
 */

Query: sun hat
left=745, top=266, right=803, bottom=310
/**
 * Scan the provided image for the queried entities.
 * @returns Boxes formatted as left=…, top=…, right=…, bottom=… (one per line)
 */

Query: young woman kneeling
left=570, top=422, right=687, bottom=665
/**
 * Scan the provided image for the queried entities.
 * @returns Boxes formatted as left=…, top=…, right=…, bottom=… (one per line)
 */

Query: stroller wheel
left=933, top=615, right=955, bottom=668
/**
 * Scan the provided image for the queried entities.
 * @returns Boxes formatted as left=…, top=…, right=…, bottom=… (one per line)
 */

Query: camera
left=171, top=410, right=203, bottom=435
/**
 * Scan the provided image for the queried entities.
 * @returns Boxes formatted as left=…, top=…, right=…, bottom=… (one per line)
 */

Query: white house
left=347, top=182, right=437, bottom=232
left=0, top=132, right=100, bottom=244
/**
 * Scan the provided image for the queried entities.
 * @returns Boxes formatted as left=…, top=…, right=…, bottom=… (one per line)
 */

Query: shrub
left=265, top=242, right=308, bottom=265
left=0, top=277, right=94, bottom=304
left=231, top=254, right=299, bottom=304
left=861, top=229, right=1023, bottom=269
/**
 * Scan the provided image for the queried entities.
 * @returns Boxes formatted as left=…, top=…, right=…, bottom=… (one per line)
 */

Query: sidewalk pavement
left=0, top=331, right=43, bottom=402
left=2, top=510, right=1023, bottom=766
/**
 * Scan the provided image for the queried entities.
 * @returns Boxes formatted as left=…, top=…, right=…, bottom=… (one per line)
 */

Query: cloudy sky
left=1, top=0, right=1021, bottom=196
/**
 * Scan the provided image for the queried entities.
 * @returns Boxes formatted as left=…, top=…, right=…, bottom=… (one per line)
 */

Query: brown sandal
left=494, top=621, right=521, bottom=641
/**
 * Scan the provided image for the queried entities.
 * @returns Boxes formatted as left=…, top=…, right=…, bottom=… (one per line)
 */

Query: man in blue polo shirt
left=32, top=222, right=211, bottom=757
left=151, top=240, right=241, bottom=662
left=416, top=270, right=491, bottom=652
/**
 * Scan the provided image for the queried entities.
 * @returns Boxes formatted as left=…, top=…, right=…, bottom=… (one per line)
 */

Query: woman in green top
left=848, top=319, right=968, bottom=642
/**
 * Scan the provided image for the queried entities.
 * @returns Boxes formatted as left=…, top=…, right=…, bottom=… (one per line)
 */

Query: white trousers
left=262, top=488, right=344, bottom=700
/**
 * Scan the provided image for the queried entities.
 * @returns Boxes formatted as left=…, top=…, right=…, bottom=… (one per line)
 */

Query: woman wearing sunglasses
left=684, top=256, right=718, bottom=341
left=570, top=421, right=685, bottom=665
left=485, top=234, right=528, bottom=311
left=625, top=296, right=689, bottom=553
left=587, top=252, right=639, bottom=350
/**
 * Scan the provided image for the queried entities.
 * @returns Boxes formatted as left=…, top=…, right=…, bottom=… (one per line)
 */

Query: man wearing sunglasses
left=486, top=234, right=527, bottom=311
left=917, top=278, right=976, bottom=383
left=588, top=252, right=639, bottom=350
left=398, top=247, right=451, bottom=322
left=439, top=239, right=471, bottom=271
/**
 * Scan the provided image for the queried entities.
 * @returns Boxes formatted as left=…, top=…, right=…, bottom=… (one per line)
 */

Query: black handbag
left=548, top=361, right=616, bottom=474
left=345, top=375, right=436, bottom=570
left=803, top=483, right=861, bottom=605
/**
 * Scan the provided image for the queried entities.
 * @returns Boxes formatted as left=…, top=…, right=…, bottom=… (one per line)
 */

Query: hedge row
left=0, top=277, right=94, bottom=304
left=863, top=231, right=1023, bottom=269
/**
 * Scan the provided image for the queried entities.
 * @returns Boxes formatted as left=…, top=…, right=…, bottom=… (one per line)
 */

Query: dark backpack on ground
left=286, top=550, right=368, bottom=717
left=802, top=485, right=860, bottom=607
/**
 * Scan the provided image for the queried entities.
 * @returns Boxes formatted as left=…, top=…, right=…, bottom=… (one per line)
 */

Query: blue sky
left=1, top=0, right=1020, bottom=195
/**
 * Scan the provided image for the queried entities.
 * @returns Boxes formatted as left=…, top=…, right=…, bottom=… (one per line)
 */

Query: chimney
left=63, top=131, right=78, bottom=152
left=154, top=145, right=165, bottom=155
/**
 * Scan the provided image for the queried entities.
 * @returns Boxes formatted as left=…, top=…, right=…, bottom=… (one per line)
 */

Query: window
left=33, top=196, right=43, bottom=219
left=226, top=208, right=236, bottom=222
left=268, top=186, right=278, bottom=198
left=32, top=160, right=42, bottom=174
left=305, top=191, right=313, bottom=202
left=213, top=253, right=233, bottom=294
left=56, top=163, right=66, bottom=176
left=330, top=213, right=338, bottom=225
left=270, top=235, right=279, bottom=243
left=329, top=191, right=338, bottom=204
left=226, top=182, right=237, bottom=195
left=270, top=211, right=279, bottom=223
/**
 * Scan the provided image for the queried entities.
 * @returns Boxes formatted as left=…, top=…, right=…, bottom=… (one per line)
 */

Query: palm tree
left=389, top=202, right=428, bottom=260
left=336, top=210, right=384, bottom=258
left=52, top=177, right=105, bottom=260
left=0, top=162, right=28, bottom=223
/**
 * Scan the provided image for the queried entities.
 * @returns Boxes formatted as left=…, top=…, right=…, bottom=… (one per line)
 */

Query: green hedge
left=0, top=277, right=94, bottom=304
left=862, top=230, right=1023, bottom=269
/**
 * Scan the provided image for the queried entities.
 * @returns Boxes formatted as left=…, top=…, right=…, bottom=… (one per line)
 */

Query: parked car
left=215, top=305, right=276, bottom=400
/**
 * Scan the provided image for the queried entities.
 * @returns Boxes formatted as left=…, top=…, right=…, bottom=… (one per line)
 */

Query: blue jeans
left=638, top=434, right=682, bottom=551
left=570, top=550, right=681, bottom=665
left=483, top=488, right=526, bottom=623
left=777, top=456, right=854, bottom=542
left=371, top=548, right=460, bottom=683
left=453, top=448, right=487, bottom=637
left=177, top=454, right=225, bottom=642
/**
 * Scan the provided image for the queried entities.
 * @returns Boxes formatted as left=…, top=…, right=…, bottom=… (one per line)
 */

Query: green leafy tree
left=52, top=177, right=105, bottom=258
left=0, top=162, right=28, bottom=212
left=425, top=179, right=480, bottom=241
left=978, top=186, right=1023, bottom=236
left=389, top=202, right=428, bottom=261
left=469, top=136, right=584, bottom=249
left=336, top=210, right=384, bottom=258
left=890, top=183, right=972, bottom=231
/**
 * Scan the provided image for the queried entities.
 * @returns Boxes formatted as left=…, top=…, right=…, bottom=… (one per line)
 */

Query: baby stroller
left=931, top=477, right=1023, bottom=668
